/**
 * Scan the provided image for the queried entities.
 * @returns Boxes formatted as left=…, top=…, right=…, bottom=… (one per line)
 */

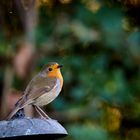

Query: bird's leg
left=33, top=105, right=51, bottom=119
left=36, top=106, right=51, bottom=119
left=34, top=106, right=44, bottom=119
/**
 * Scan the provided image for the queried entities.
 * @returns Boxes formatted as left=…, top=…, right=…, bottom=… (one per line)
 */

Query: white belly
left=34, top=79, right=61, bottom=106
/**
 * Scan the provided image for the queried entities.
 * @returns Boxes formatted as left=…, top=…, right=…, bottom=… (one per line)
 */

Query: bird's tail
left=7, top=96, right=24, bottom=120
left=6, top=95, right=33, bottom=120
left=7, top=106, right=21, bottom=120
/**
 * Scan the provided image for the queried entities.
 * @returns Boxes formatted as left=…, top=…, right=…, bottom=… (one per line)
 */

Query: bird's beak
left=57, top=65, right=63, bottom=69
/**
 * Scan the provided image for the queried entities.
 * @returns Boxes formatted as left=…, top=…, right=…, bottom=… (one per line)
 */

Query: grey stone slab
left=0, top=118, right=68, bottom=139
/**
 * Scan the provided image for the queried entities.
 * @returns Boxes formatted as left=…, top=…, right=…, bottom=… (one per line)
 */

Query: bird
left=7, top=62, right=63, bottom=120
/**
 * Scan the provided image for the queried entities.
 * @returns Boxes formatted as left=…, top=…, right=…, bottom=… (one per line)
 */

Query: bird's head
left=42, top=62, right=63, bottom=78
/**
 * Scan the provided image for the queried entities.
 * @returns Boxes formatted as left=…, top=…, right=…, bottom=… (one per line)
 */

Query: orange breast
left=48, top=69, right=63, bottom=89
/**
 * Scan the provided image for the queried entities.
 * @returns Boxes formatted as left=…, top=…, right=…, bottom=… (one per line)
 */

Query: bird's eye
left=48, top=67, right=52, bottom=71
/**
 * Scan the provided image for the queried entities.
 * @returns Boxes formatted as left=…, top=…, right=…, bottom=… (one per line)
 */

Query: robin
left=7, top=62, right=63, bottom=120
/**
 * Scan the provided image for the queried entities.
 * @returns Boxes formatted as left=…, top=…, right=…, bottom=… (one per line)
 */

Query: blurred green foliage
left=0, top=0, right=140, bottom=139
